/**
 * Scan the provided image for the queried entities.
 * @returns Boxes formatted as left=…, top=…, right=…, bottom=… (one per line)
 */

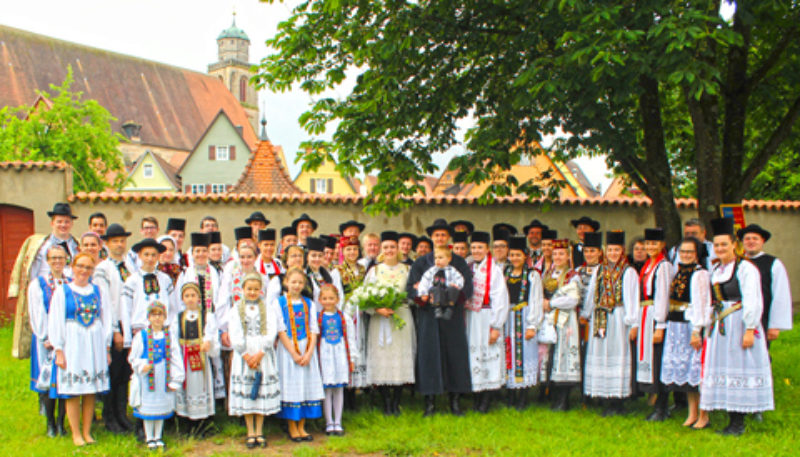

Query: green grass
left=1, top=320, right=797, bottom=456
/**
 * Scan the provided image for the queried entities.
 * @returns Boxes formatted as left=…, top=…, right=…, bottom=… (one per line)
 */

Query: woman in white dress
left=363, top=231, right=415, bottom=415
left=700, top=218, right=773, bottom=436
left=48, top=252, right=112, bottom=446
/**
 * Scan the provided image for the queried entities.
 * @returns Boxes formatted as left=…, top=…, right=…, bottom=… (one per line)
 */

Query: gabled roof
left=0, top=24, right=257, bottom=152
left=126, top=150, right=180, bottom=191
left=178, top=109, right=250, bottom=173
left=230, top=140, right=302, bottom=194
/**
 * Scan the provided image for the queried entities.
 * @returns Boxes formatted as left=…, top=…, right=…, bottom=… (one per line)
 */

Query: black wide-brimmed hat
left=398, top=232, right=417, bottom=244
left=426, top=218, right=453, bottom=237
left=245, top=211, right=270, bottom=225
left=234, top=226, right=253, bottom=241
left=508, top=236, right=527, bottom=252
left=644, top=228, right=665, bottom=241
left=449, top=220, right=475, bottom=234
left=452, top=231, right=469, bottom=244
left=190, top=232, right=211, bottom=247
left=47, top=202, right=78, bottom=219
left=292, top=213, right=318, bottom=230
left=306, top=236, right=326, bottom=252
left=166, top=218, right=186, bottom=232
left=570, top=216, right=600, bottom=231
left=209, top=231, right=222, bottom=244
left=583, top=232, right=603, bottom=248
left=523, top=219, right=547, bottom=234
left=258, top=229, right=276, bottom=242
left=132, top=238, right=166, bottom=253
left=736, top=224, right=771, bottom=242
left=280, top=226, right=297, bottom=238
left=101, top=223, right=131, bottom=240
left=606, top=231, right=625, bottom=246
left=339, top=220, right=365, bottom=234
left=542, top=229, right=558, bottom=240
left=471, top=231, right=491, bottom=245
left=711, top=218, right=735, bottom=237
left=493, top=223, right=518, bottom=238
left=381, top=231, right=399, bottom=242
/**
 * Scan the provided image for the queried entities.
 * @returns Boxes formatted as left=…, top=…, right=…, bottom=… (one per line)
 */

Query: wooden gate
left=0, top=205, right=34, bottom=321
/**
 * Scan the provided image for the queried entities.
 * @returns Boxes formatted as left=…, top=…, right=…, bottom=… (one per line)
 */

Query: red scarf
left=483, top=254, right=492, bottom=307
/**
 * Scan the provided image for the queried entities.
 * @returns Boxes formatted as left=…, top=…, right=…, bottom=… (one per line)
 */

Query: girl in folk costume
left=274, top=267, right=325, bottom=442
left=28, top=245, right=70, bottom=437
left=332, top=236, right=367, bottom=300
left=503, top=236, right=543, bottom=410
left=124, top=239, right=177, bottom=336
left=533, top=229, right=557, bottom=274
left=317, top=285, right=356, bottom=435
left=228, top=273, right=281, bottom=449
left=256, top=229, right=284, bottom=280
left=305, top=237, right=345, bottom=304
left=581, top=231, right=640, bottom=415
left=364, top=231, right=415, bottom=416
left=660, top=237, right=711, bottom=429
left=176, top=233, right=226, bottom=400
left=575, top=231, right=603, bottom=403
left=540, top=239, right=582, bottom=411
left=208, top=231, right=226, bottom=274
left=266, top=244, right=309, bottom=305
left=156, top=236, right=182, bottom=285
left=465, top=231, right=510, bottom=414
left=48, top=253, right=112, bottom=446
left=636, top=228, right=675, bottom=422
left=173, top=283, right=218, bottom=425
left=129, top=301, right=184, bottom=451
left=700, top=218, right=773, bottom=436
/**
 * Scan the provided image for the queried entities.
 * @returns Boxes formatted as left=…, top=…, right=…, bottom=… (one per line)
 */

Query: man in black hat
left=668, top=218, right=716, bottom=270
left=208, top=232, right=225, bottom=274
left=292, top=213, right=318, bottom=247
left=415, top=236, right=433, bottom=258
left=523, top=219, right=548, bottom=263
left=166, top=218, right=187, bottom=269
left=491, top=225, right=514, bottom=271
left=452, top=232, right=470, bottom=260
left=339, top=220, right=365, bottom=239
left=245, top=212, right=270, bottom=243
left=738, top=224, right=793, bottom=349
left=570, top=216, right=600, bottom=267
left=200, top=216, right=231, bottom=264
left=398, top=233, right=417, bottom=266
left=94, top=223, right=136, bottom=433
left=450, top=220, right=475, bottom=235
left=407, top=219, right=473, bottom=416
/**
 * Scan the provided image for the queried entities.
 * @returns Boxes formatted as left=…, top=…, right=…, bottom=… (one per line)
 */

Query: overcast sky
left=2, top=0, right=614, bottom=191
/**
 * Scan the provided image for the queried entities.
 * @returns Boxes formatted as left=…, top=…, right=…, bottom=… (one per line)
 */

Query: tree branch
left=747, top=25, right=798, bottom=90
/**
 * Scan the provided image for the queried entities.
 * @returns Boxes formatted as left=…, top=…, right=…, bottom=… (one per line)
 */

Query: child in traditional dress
left=228, top=273, right=281, bottom=448
left=417, top=247, right=465, bottom=320
left=318, top=285, right=356, bottom=435
left=274, top=267, right=324, bottom=442
left=174, top=283, right=218, bottom=429
left=129, top=301, right=184, bottom=451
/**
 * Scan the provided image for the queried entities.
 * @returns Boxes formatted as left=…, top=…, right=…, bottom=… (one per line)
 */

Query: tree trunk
left=685, top=90, right=722, bottom=230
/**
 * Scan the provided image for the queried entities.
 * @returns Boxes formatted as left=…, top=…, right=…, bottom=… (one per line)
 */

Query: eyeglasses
left=142, top=225, right=158, bottom=231
left=73, top=264, right=94, bottom=271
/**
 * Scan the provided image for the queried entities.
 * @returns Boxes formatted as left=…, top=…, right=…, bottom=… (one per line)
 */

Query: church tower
left=208, top=13, right=258, bottom=133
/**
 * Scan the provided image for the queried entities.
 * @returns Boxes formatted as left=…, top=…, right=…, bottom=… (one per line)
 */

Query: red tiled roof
left=230, top=140, right=302, bottom=194
left=0, top=161, right=67, bottom=171
left=65, top=191, right=800, bottom=211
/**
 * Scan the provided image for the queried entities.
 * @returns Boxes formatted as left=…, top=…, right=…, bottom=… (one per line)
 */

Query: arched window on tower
left=239, top=76, right=248, bottom=103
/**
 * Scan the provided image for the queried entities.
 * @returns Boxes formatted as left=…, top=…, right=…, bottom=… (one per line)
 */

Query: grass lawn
left=0, top=320, right=797, bottom=456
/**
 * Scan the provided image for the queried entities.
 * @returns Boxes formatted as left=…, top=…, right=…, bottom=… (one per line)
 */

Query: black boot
left=379, top=386, right=392, bottom=416
left=719, top=412, right=746, bottom=436
left=449, top=393, right=464, bottom=416
left=344, top=388, right=359, bottom=412
left=56, top=400, right=67, bottom=436
left=115, top=383, right=134, bottom=432
left=515, top=389, right=527, bottom=411
left=646, top=393, right=669, bottom=422
left=391, top=386, right=403, bottom=415
left=551, top=387, right=570, bottom=412
left=44, top=396, right=57, bottom=437
left=102, top=394, right=123, bottom=433
left=476, top=391, right=491, bottom=414
left=423, top=395, right=436, bottom=417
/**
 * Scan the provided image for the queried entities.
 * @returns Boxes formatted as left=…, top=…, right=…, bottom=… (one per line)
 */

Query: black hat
left=570, top=216, right=600, bottom=231
left=449, top=220, right=475, bottom=234
left=471, top=231, right=491, bottom=245
left=306, top=236, right=326, bottom=252
left=320, top=235, right=338, bottom=249
left=190, top=232, right=211, bottom=247
left=245, top=211, right=270, bottom=225
left=452, top=232, right=469, bottom=244
left=339, top=220, right=365, bottom=234
left=492, top=223, right=518, bottom=238
left=280, top=226, right=297, bottom=238
left=381, top=231, right=399, bottom=242
left=398, top=232, right=417, bottom=244
left=508, top=236, right=527, bottom=252
left=415, top=236, right=433, bottom=249
left=426, top=218, right=453, bottom=237
left=583, top=232, right=603, bottom=248
left=132, top=238, right=166, bottom=254
left=710, top=218, right=735, bottom=237
left=166, top=218, right=186, bottom=232
left=208, top=231, right=222, bottom=244
left=258, top=229, right=276, bottom=242
left=606, top=231, right=626, bottom=246
left=234, top=226, right=253, bottom=241
left=292, top=213, right=318, bottom=230
left=523, top=219, right=548, bottom=234
left=542, top=229, right=558, bottom=240
left=101, top=223, right=131, bottom=240
left=736, top=224, right=771, bottom=242
left=644, top=228, right=665, bottom=241
left=47, top=202, right=78, bottom=219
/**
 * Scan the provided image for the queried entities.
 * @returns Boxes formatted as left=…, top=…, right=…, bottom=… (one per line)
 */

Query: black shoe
left=391, top=387, right=402, bottom=415
left=550, top=388, right=570, bottom=412
left=115, top=390, right=134, bottom=432
left=449, top=393, right=464, bottom=416
left=56, top=414, right=67, bottom=436
left=601, top=401, right=615, bottom=417
left=646, top=408, right=669, bottom=422
left=246, top=437, right=257, bottom=449
left=515, top=390, right=527, bottom=411
left=476, top=392, right=491, bottom=414
left=46, top=420, right=58, bottom=438
left=718, top=413, right=745, bottom=436
left=423, top=395, right=436, bottom=417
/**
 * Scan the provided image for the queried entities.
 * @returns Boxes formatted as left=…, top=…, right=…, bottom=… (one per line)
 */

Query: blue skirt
left=276, top=400, right=322, bottom=421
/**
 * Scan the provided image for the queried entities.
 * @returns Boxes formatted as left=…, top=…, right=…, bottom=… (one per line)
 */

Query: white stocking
left=332, top=387, right=344, bottom=428
left=323, top=388, right=334, bottom=428
left=153, top=419, right=164, bottom=441
left=144, top=419, right=155, bottom=441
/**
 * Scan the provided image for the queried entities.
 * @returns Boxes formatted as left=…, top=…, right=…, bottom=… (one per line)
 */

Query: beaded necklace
left=146, top=325, right=170, bottom=391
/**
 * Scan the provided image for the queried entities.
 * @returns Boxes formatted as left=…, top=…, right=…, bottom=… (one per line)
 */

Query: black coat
left=407, top=252, right=474, bottom=395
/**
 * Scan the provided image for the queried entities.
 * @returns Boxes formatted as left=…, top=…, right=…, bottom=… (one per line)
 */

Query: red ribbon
left=639, top=305, right=648, bottom=362
left=483, top=254, right=492, bottom=307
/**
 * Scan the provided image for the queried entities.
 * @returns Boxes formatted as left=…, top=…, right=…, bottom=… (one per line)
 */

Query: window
left=190, top=184, right=205, bottom=194
left=211, top=184, right=226, bottom=194
left=143, top=163, right=153, bottom=178
left=239, top=76, right=248, bottom=102
left=216, top=145, right=229, bottom=161
left=310, top=178, right=333, bottom=194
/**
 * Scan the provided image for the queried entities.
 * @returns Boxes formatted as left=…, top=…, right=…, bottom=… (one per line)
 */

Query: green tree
left=258, top=0, right=800, bottom=241
left=0, top=65, right=125, bottom=192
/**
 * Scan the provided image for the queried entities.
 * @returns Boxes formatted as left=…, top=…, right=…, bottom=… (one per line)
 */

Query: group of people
left=8, top=203, right=792, bottom=450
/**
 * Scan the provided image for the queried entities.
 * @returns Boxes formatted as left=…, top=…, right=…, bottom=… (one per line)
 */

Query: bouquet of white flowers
left=350, top=283, right=408, bottom=329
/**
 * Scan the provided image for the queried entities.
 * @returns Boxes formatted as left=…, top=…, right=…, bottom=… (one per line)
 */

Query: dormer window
left=143, top=163, right=153, bottom=178
left=216, top=145, right=229, bottom=161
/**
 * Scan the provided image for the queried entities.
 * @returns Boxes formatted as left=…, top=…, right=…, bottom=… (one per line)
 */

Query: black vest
left=749, top=254, right=775, bottom=329
left=712, top=260, right=743, bottom=303
left=178, top=311, right=204, bottom=340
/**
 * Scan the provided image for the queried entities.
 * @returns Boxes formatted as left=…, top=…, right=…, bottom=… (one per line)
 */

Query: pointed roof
left=125, top=150, right=180, bottom=191
left=177, top=109, right=249, bottom=173
left=231, top=140, right=302, bottom=194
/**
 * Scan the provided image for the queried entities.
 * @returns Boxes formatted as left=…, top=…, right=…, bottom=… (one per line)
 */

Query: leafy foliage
left=0, top=66, right=126, bottom=192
